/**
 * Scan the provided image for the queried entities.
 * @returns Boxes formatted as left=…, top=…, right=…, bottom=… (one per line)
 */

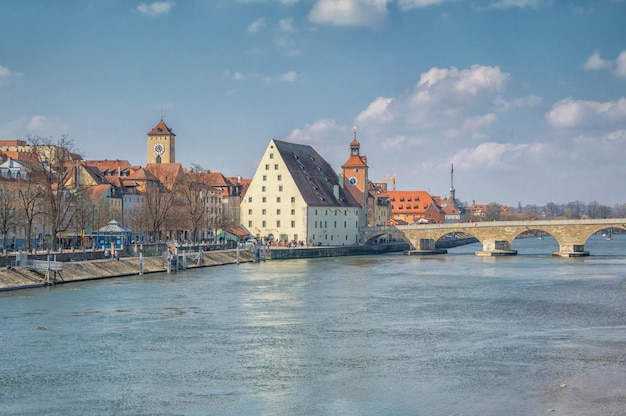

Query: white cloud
left=397, top=0, right=450, bottom=11
left=416, top=65, right=509, bottom=98
left=356, top=97, right=395, bottom=124
left=603, top=129, right=626, bottom=143
left=274, top=35, right=301, bottom=55
left=247, top=18, right=266, bottom=33
left=582, top=52, right=613, bottom=71
left=462, top=113, right=496, bottom=131
left=286, top=119, right=343, bottom=144
left=488, top=0, right=547, bottom=9
left=309, top=0, right=390, bottom=28
left=264, top=70, right=299, bottom=83
left=0, top=64, right=23, bottom=83
left=581, top=50, right=626, bottom=78
left=615, top=51, right=626, bottom=78
left=453, top=142, right=545, bottom=169
left=0, top=65, right=12, bottom=78
left=136, top=1, right=175, bottom=17
left=278, top=18, right=296, bottom=32
left=28, top=116, right=47, bottom=131
left=546, top=97, right=626, bottom=129
left=278, top=71, right=298, bottom=82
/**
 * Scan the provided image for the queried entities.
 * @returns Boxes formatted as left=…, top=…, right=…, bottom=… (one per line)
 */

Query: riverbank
left=0, top=249, right=254, bottom=292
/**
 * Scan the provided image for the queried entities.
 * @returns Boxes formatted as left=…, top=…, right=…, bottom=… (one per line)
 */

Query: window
left=248, top=221, right=252, bottom=227
left=269, top=153, right=274, bottom=159
left=291, top=221, right=295, bottom=228
left=291, top=197, right=295, bottom=203
left=277, top=174, right=282, bottom=181
left=274, top=164, right=278, bottom=170
left=262, top=220, right=266, bottom=227
left=248, top=197, right=252, bottom=203
left=265, top=164, right=269, bottom=170
left=262, top=186, right=266, bottom=192
left=277, top=197, right=281, bottom=203
left=291, top=209, right=295, bottom=215
left=315, top=221, right=317, bottom=228
left=263, top=175, right=267, bottom=181
left=276, top=209, right=281, bottom=215
left=262, top=209, right=266, bottom=215
left=278, top=185, right=283, bottom=192
left=344, top=221, right=347, bottom=228
left=276, top=220, right=281, bottom=227
left=248, top=209, right=252, bottom=215
left=262, top=197, right=266, bottom=203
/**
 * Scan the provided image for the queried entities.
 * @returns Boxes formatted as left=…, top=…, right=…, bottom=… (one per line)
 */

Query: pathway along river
left=1, top=235, right=625, bottom=415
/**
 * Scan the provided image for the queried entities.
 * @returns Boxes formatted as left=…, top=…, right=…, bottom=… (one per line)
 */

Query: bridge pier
left=404, top=238, right=447, bottom=255
left=475, top=240, right=517, bottom=257
left=552, top=243, right=589, bottom=257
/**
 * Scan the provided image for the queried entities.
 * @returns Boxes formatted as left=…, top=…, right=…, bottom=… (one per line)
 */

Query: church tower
left=147, top=116, right=176, bottom=164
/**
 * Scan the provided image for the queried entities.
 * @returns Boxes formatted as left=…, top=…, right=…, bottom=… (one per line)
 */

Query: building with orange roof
left=381, top=190, right=445, bottom=224
left=0, top=140, right=38, bottom=163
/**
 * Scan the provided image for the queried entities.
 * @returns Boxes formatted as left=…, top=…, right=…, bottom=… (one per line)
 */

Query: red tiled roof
left=148, top=120, right=175, bottom=136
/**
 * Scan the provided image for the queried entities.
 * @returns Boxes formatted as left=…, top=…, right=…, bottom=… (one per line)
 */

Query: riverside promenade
left=0, top=242, right=410, bottom=292
left=0, top=249, right=255, bottom=292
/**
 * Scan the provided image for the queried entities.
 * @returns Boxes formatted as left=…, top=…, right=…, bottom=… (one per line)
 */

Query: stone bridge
left=360, top=218, right=626, bottom=257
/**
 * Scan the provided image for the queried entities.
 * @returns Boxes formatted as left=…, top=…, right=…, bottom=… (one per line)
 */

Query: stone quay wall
left=0, top=249, right=254, bottom=292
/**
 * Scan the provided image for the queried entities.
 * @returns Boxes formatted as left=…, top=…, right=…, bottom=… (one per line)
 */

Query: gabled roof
left=148, top=120, right=176, bottom=136
left=80, top=184, right=112, bottom=205
left=145, top=162, right=185, bottom=190
left=273, top=139, right=359, bottom=207
left=206, top=172, right=230, bottom=187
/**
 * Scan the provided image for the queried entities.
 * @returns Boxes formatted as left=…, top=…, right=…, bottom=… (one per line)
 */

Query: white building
left=240, top=139, right=361, bottom=246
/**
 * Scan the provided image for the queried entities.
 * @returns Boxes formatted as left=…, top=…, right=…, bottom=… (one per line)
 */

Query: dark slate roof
left=273, top=139, right=360, bottom=208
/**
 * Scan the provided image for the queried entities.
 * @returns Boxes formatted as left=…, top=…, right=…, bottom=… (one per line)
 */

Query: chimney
left=333, top=184, right=340, bottom=200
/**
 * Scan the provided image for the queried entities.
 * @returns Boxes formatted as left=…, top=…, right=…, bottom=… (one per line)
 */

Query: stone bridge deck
left=361, top=218, right=626, bottom=257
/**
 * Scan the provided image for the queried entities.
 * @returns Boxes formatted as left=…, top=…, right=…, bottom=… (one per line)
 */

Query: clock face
left=348, top=176, right=358, bottom=186
left=153, top=142, right=165, bottom=155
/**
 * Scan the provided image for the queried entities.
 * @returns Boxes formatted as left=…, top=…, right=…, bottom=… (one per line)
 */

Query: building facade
left=240, top=139, right=361, bottom=246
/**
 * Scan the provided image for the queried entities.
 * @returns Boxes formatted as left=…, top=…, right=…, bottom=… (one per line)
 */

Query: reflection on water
left=0, top=235, right=625, bottom=415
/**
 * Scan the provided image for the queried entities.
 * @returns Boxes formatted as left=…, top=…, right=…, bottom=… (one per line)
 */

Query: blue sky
left=1, top=0, right=625, bottom=207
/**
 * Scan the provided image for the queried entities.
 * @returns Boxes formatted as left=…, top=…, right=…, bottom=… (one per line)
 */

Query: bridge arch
left=361, top=219, right=626, bottom=257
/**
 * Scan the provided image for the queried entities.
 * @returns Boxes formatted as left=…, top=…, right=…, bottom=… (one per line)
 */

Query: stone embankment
left=0, top=249, right=254, bottom=292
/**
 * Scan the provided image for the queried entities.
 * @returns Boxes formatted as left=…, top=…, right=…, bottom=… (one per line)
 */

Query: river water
left=1, top=235, right=625, bottom=416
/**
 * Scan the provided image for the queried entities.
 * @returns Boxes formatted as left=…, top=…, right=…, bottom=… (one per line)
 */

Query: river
left=1, top=235, right=625, bottom=415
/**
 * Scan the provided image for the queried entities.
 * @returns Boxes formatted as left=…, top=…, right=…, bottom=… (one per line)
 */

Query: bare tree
left=179, top=172, right=218, bottom=243
left=0, top=179, right=23, bottom=252
left=484, top=202, right=502, bottom=221
left=563, top=200, right=585, bottom=219
left=16, top=177, right=43, bottom=251
left=143, top=165, right=183, bottom=242
left=544, top=202, right=561, bottom=219
left=27, top=135, right=82, bottom=250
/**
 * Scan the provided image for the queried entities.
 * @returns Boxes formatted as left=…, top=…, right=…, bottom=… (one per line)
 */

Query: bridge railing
left=362, top=218, right=626, bottom=232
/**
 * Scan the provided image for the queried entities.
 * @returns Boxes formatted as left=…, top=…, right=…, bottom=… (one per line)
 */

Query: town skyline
left=1, top=1, right=625, bottom=207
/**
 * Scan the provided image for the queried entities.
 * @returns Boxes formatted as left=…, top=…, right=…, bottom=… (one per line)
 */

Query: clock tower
left=147, top=116, right=176, bottom=164
left=341, top=126, right=368, bottom=227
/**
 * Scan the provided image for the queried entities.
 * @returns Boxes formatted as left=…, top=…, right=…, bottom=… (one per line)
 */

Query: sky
left=1, top=0, right=625, bottom=207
